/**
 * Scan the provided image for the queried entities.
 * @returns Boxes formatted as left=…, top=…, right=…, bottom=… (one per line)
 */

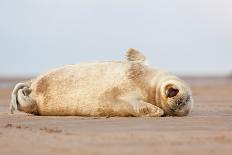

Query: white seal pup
left=10, top=49, right=193, bottom=117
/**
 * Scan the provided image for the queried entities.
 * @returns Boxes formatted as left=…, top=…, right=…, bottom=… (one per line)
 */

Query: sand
left=0, top=77, right=232, bottom=155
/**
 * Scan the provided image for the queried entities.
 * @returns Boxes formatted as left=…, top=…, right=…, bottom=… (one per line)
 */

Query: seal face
left=10, top=48, right=193, bottom=117
left=159, top=79, right=193, bottom=116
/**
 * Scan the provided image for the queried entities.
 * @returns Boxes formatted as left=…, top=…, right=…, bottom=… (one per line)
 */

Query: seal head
left=159, top=79, right=193, bottom=116
left=125, top=48, right=193, bottom=116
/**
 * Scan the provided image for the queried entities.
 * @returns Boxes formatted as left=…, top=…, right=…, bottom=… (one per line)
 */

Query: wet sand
left=0, top=77, right=232, bottom=155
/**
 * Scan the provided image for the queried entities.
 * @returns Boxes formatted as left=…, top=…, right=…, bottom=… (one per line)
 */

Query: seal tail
left=10, top=81, right=37, bottom=114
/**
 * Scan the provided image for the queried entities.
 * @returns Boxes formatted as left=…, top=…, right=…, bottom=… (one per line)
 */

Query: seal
left=10, top=48, right=193, bottom=117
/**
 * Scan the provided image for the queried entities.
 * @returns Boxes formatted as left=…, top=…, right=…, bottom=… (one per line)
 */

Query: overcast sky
left=0, top=0, right=231, bottom=76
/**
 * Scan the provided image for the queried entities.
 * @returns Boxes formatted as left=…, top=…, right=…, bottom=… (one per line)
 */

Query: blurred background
left=0, top=0, right=231, bottom=76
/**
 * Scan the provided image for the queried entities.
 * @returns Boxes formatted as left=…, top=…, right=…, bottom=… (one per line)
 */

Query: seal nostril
left=177, top=100, right=188, bottom=108
left=177, top=101, right=182, bottom=106
left=176, top=98, right=186, bottom=107
left=177, top=96, right=190, bottom=107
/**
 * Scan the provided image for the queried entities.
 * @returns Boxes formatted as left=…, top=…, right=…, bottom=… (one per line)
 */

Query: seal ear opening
left=165, top=85, right=179, bottom=98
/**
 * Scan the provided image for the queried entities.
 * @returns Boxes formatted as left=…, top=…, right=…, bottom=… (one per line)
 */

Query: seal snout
left=176, top=95, right=190, bottom=108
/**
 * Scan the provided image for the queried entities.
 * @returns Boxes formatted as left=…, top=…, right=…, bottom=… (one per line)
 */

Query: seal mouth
left=170, top=103, right=186, bottom=112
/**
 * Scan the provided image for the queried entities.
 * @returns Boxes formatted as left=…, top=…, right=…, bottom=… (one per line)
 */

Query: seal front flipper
left=126, top=48, right=146, bottom=62
left=119, top=93, right=164, bottom=117
left=133, top=101, right=164, bottom=117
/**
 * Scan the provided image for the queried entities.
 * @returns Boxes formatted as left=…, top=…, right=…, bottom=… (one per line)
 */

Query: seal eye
left=166, top=87, right=179, bottom=98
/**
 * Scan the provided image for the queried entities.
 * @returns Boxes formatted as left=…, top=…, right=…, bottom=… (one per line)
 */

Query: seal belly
left=30, top=62, right=132, bottom=116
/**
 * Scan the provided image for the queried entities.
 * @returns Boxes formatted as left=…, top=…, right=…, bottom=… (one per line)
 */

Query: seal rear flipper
left=10, top=82, right=38, bottom=114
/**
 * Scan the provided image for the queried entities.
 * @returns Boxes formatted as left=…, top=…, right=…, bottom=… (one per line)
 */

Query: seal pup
left=10, top=49, right=193, bottom=117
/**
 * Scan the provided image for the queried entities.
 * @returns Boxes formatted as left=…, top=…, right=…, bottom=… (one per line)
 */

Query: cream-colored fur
left=10, top=48, right=193, bottom=117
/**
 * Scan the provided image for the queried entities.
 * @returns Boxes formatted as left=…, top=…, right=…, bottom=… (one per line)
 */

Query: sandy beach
left=0, top=77, right=232, bottom=155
